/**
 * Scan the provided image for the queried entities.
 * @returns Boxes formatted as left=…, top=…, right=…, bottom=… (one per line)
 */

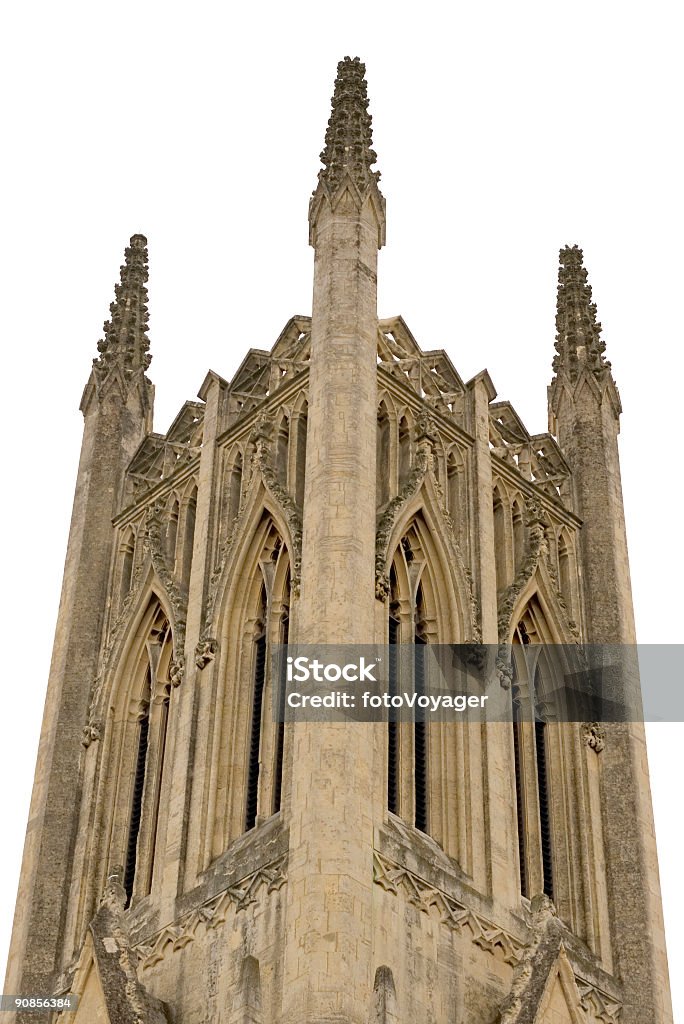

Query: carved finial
left=317, top=57, right=380, bottom=194
left=553, top=245, right=611, bottom=383
left=95, top=234, right=151, bottom=375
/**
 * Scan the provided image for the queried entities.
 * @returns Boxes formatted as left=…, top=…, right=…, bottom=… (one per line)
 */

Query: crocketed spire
left=317, top=56, right=380, bottom=193
left=553, top=245, right=610, bottom=382
left=95, top=234, right=151, bottom=374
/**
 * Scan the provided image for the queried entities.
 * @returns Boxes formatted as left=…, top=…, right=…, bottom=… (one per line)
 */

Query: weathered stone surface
left=4, top=60, right=672, bottom=1024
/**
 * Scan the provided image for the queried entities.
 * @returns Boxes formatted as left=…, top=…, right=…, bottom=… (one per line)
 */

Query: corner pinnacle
left=95, top=234, right=151, bottom=375
left=553, top=245, right=610, bottom=383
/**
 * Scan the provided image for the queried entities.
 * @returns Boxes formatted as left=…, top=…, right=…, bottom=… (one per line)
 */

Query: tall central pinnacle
left=317, top=56, right=381, bottom=194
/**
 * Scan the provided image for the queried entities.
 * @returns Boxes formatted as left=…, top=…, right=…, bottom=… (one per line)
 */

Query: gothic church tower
left=5, top=58, right=672, bottom=1024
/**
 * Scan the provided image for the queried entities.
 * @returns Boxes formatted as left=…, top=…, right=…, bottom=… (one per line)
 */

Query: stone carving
left=583, top=722, right=606, bottom=754
left=134, top=856, right=287, bottom=970
left=195, top=637, right=218, bottom=669
left=81, top=722, right=101, bottom=748
left=373, top=851, right=523, bottom=966
left=577, top=981, right=622, bottom=1024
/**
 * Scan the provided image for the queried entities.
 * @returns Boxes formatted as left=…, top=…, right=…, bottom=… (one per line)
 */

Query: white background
left=1, top=0, right=682, bottom=1017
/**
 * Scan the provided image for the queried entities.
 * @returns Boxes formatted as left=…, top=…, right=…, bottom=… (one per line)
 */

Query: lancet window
left=386, top=522, right=437, bottom=836
left=201, top=517, right=291, bottom=861
left=117, top=604, right=174, bottom=907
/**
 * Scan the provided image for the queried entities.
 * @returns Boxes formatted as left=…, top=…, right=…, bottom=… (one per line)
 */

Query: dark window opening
left=245, top=601, right=267, bottom=831
left=124, top=672, right=151, bottom=907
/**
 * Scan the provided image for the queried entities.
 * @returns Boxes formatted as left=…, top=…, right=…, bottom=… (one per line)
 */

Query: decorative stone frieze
left=373, top=851, right=523, bottom=966
left=134, top=856, right=287, bottom=970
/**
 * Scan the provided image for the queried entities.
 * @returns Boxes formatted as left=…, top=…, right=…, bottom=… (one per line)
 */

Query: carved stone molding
left=134, top=856, right=287, bottom=970
left=577, top=981, right=622, bottom=1024
left=144, top=501, right=188, bottom=676
left=373, top=851, right=523, bottom=966
left=430, top=453, right=481, bottom=642
left=497, top=496, right=550, bottom=644
left=253, top=416, right=303, bottom=595
left=375, top=421, right=435, bottom=601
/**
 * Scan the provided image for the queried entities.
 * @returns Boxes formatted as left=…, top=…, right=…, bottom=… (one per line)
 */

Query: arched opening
left=124, top=668, right=151, bottom=906
left=512, top=499, right=525, bottom=575
left=166, top=497, right=180, bottom=570
left=377, top=405, right=390, bottom=507
left=294, top=405, right=308, bottom=508
left=447, top=450, right=461, bottom=519
left=511, top=606, right=555, bottom=903
left=493, top=486, right=507, bottom=593
left=558, top=531, right=575, bottom=621
left=414, top=581, right=428, bottom=834
left=202, top=515, right=293, bottom=859
left=229, top=451, right=243, bottom=522
left=245, top=584, right=268, bottom=832
left=120, top=604, right=174, bottom=907
left=386, top=518, right=443, bottom=838
left=272, top=567, right=290, bottom=815
left=387, top=566, right=400, bottom=815
left=276, top=415, right=289, bottom=489
left=119, top=529, right=135, bottom=605
left=398, top=417, right=411, bottom=491
left=181, top=485, right=197, bottom=584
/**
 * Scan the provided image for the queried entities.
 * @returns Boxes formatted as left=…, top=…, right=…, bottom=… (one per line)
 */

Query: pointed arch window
left=246, top=586, right=268, bottom=832
left=386, top=525, right=435, bottom=837
left=387, top=567, right=400, bottom=815
left=414, top=582, right=428, bottom=833
left=200, top=517, right=292, bottom=857
left=272, top=567, right=290, bottom=815
left=121, top=608, right=174, bottom=907
left=511, top=615, right=555, bottom=902
left=124, top=669, right=151, bottom=906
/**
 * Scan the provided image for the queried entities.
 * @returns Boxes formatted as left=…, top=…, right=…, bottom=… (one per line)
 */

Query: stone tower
left=4, top=58, right=672, bottom=1024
